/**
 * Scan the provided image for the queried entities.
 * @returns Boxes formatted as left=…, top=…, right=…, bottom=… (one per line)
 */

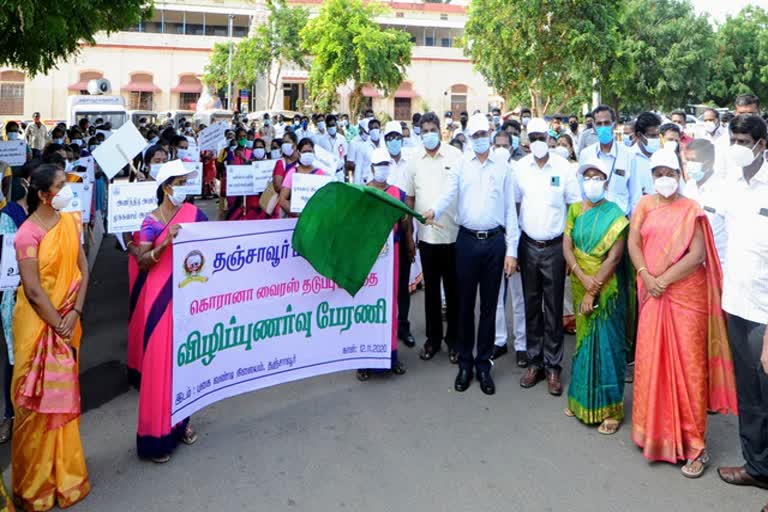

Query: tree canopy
left=301, top=0, right=412, bottom=114
left=0, top=0, right=151, bottom=76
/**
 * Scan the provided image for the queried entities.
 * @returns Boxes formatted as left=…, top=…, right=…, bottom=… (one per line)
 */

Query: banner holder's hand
left=420, top=209, right=444, bottom=229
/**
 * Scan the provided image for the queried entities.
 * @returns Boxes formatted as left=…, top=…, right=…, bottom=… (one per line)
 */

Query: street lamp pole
left=227, top=14, right=234, bottom=110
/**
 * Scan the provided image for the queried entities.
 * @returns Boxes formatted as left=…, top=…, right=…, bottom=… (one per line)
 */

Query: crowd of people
left=0, top=91, right=766, bottom=511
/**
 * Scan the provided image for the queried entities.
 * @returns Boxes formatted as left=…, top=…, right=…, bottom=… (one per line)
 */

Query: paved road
left=1, top=203, right=765, bottom=511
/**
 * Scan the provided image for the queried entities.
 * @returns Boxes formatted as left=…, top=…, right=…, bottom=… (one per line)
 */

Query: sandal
left=597, top=418, right=621, bottom=435
left=391, top=361, right=406, bottom=376
left=151, top=454, right=171, bottom=464
left=181, top=424, right=198, bottom=446
left=563, top=408, right=575, bottom=417
left=0, top=417, right=12, bottom=444
left=682, top=451, right=710, bottom=479
left=356, top=369, right=370, bottom=382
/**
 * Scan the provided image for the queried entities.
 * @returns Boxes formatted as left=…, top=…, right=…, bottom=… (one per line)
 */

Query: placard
left=0, top=233, right=19, bottom=290
left=0, top=140, right=27, bottom=167
left=72, top=156, right=96, bottom=183
left=226, top=165, right=258, bottom=196
left=63, top=182, right=93, bottom=224
left=107, top=181, right=159, bottom=233
left=176, top=162, right=203, bottom=197
left=313, top=145, right=339, bottom=174
left=290, top=173, right=333, bottom=213
left=198, top=122, right=227, bottom=153
left=92, top=122, right=147, bottom=179
left=252, top=160, right=274, bottom=194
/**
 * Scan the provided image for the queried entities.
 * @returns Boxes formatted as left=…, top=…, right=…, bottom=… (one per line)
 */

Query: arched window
left=172, top=74, right=203, bottom=110
left=68, top=71, right=104, bottom=94
left=122, top=72, right=160, bottom=110
left=0, top=70, right=25, bottom=115
left=450, top=84, right=468, bottom=119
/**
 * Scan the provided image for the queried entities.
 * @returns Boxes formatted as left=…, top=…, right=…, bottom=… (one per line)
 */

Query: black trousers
left=418, top=241, right=458, bottom=350
left=455, top=230, right=505, bottom=373
left=519, top=234, right=565, bottom=370
left=727, top=314, right=768, bottom=480
left=397, top=240, right=412, bottom=338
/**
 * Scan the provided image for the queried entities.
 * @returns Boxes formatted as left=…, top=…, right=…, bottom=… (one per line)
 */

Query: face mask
left=293, top=121, right=300, bottom=127
left=654, top=176, right=679, bottom=198
left=553, top=146, right=570, bottom=159
left=245, top=140, right=254, bottom=149
left=623, top=137, right=633, bottom=147
left=53, top=138, right=64, bottom=145
left=341, top=120, right=349, bottom=128
left=299, top=152, right=315, bottom=167
left=531, top=140, right=549, bottom=159
left=704, top=121, right=718, bottom=134
left=51, top=184, right=75, bottom=210
left=728, top=141, right=760, bottom=168
left=582, top=178, right=606, bottom=203
left=664, top=140, right=678, bottom=153
left=270, top=149, right=281, bottom=159
left=569, top=122, right=579, bottom=132
left=446, top=119, right=453, bottom=127
left=149, top=163, right=162, bottom=180
left=687, top=161, right=706, bottom=182
left=586, top=121, right=594, bottom=129
left=643, top=137, right=660, bottom=154
left=522, top=117, right=530, bottom=127
left=369, top=129, right=381, bottom=142
left=253, top=148, right=266, bottom=160
left=264, top=119, right=270, bottom=126
left=373, top=164, right=390, bottom=183
left=89, top=145, right=99, bottom=153
left=176, top=149, right=190, bottom=160
left=317, top=121, right=326, bottom=131
left=386, top=139, right=402, bottom=156
left=6, top=132, right=19, bottom=141
left=493, top=115, right=501, bottom=126
left=167, top=186, right=187, bottom=206
left=422, top=132, right=440, bottom=151
left=472, top=136, right=491, bottom=154
left=493, top=147, right=511, bottom=162
left=238, top=138, right=248, bottom=148
left=301, top=121, right=308, bottom=129
left=328, top=126, right=337, bottom=136
left=511, top=135, right=520, bottom=150
left=281, top=143, right=294, bottom=157
left=595, top=125, right=614, bottom=145
left=413, top=126, right=421, bottom=135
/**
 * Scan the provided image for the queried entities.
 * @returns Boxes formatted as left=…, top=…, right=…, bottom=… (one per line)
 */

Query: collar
left=420, top=144, right=444, bottom=159
left=527, top=154, right=552, bottom=170
left=471, top=151, right=496, bottom=165
left=741, top=157, right=768, bottom=185
left=596, top=141, right=617, bottom=159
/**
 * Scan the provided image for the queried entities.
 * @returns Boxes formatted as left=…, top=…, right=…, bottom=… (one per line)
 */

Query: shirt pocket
left=548, top=175, right=564, bottom=206
left=756, top=207, right=768, bottom=251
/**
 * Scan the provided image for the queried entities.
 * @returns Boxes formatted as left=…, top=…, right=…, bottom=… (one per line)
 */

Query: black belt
left=522, top=232, right=563, bottom=248
left=459, top=226, right=504, bottom=240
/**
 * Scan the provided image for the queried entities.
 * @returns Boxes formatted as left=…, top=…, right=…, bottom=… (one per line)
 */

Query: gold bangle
left=637, top=267, right=648, bottom=274
left=150, top=249, right=159, bottom=263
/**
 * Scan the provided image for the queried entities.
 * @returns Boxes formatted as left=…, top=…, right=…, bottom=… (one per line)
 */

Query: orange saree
left=631, top=195, right=737, bottom=464
left=11, top=212, right=89, bottom=511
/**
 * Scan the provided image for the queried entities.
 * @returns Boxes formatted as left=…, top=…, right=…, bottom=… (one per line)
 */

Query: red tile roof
left=288, top=0, right=466, bottom=15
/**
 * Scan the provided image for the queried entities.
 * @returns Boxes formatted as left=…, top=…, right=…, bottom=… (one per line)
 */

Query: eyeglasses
left=582, top=176, right=606, bottom=183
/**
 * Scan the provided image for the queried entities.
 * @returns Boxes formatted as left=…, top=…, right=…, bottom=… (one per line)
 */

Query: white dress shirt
left=631, top=147, right=655, bottom=205
left=579, top=141, right=640, bottom=215
left=323, top=133, right=348, bottom=171
left=312, top=130, right=332, bottom=153
left=273, top=122, right=286, bottom=139
left=387, top=153, right=410, bottom=191
left=353, top=140, right=378, bottom=184
left=402, top=143, right=461, bottom=245
left=682, top=174, right=728, bottom=267
left=513, top=152, right=581, bottom=241
left=721, top=158, right=768, bottom=325
left=433, top=151, right=520, bottom=258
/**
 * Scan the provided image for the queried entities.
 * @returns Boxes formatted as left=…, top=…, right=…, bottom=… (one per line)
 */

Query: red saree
left=631, top=195, right=737, bottom=463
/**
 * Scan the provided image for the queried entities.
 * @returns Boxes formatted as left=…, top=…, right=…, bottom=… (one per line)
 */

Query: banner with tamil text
left=171, top=218, right=393, bottom=425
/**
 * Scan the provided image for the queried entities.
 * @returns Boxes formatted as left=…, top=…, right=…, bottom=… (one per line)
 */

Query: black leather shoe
left=491, top=344, right=508, bottom=361
left=454, top=369, right=472, bottom=392
left=419, top=344, right=440, bottom=361
left=516, top=350, right=529, bottom=368
left=400, top=333, right=416, bottom=348
left=478, top=371, right=495, bottom=395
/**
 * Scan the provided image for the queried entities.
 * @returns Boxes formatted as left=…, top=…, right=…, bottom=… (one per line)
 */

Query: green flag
left=292, top=182, right=424, bottom=296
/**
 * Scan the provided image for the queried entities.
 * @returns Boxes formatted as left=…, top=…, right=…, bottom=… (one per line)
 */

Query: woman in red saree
left=628, top=150, right=737, bottom=478
left=135, top=164, right=207, bottom=463
left=12, top=164, right=90, bottom=510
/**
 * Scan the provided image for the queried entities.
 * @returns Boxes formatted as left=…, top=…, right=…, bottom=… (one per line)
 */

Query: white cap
left=467, top=113, right=491, bottom=136
left=527, top=118, right=549, bottom=135
left=577, top=157, right=609, bottom=178
left=650, top=149, right=681, bottom=172
left=359, top=118, right=370, bottom=133
left=384, top=121, right=402, bottom=136
left=155, top=159, right=197, bottom=185
left=371, top=147, right=391, bottom=165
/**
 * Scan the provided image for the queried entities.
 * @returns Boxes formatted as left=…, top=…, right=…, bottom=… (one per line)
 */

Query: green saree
left=566, top=200, right=630, bottom=424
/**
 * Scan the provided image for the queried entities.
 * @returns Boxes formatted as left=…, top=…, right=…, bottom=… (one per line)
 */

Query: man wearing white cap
left=352, top=118, right=382, bottom=185
left=515, top=117, right=581, bottom=395
left=423, top=113, right=520, bottom=395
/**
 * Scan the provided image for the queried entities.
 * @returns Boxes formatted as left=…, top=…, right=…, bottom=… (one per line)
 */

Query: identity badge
left=550, top=176, right=560, bottom=187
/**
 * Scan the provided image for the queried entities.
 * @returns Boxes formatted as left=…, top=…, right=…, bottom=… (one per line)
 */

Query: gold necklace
left=34, top=210, right=59, bottom=232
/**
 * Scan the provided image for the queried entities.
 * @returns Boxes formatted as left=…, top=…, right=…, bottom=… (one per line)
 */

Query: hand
left=642, top=272, right=666, bottom=298
left=504, top=256, right=518, bottom=277
left=580, top=293, right=597, bottom=315
left=56, top=311, right=78, bottom=340
left=421, top=209, right=435, bottom=224
left=576, top=270, right=601, bottom=296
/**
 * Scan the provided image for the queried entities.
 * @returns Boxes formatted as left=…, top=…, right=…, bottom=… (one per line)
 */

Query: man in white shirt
left=25, top=112, right=48, bottom=156
left=352, top=118, right=381, bottom=185
left=701, top=108, right=732, bottom=179
left=515, top=118, right=581, bottom=395
left=322, top=115, right=347, bottom=178
left=630, top=111, right=663, bottom=207
left=578, top=105, right=640, bottom=216
left=424, top=113, right=520, bottom=396
left=312, top=114, right=332, bottom=153
left=716, top=114, right=768, bottom=493
left=681, top=139, right=727, bottom=267
left=404, top=112, right=461, bottom=364
left=273, top=114, right=286, bottom=140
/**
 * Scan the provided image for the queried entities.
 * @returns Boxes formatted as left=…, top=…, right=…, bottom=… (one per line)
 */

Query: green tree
left=464, top=0, right=622, bottom=116
left=301, top=0, right=413, bottom=114
left=0, top=0, right=152, bottom=75
left=203, top=0, right=310, bottom=109
left=707, top=6, right=768, bottom=107
left=604, top=0, right=715, bottom=113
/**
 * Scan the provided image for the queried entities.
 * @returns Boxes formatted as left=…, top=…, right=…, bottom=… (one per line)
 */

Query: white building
left=0, top=0, right=500, bottom=123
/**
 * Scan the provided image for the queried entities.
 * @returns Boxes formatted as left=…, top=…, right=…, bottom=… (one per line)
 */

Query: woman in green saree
left=562, top=158, right=630, bottom=435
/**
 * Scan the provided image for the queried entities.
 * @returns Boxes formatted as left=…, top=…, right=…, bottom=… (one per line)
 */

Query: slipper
left=563, top=408, right=575, bottom=417
left=682, top=452, right=710, bottom=479
left=597, top=419, right=620, bottom=435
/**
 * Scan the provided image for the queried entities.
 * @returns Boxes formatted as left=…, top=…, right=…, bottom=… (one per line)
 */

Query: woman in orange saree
left=12, top=164, right=90, bottom=510
left=628, top=151, right=737, bottom=479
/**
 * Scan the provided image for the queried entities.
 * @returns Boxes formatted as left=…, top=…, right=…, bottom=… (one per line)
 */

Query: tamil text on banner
left=107, top=181, right=158, bottom=233
left=0, top=233, right=19, bottom=290
left=226, top=165, right=258, bottom=196
left=171, top=218, right=393, bottom=425
left=176, top=162, right=203, bottom=196
left=198, top=122, right=227, bottom=153
left=0, top=140, right=27, bottom=167
left=290, top=173, right=333, bottom=214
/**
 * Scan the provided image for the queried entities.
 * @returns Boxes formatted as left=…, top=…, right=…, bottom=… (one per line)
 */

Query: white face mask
left=582, top=178, right=606, bottom=203
left=373, top=164, right=390, bottom=183
left=149, top=163, right=163, bottom=180
left=167, top=186, right=187, bottom=206
left=531, top=140, right=549, bottom=159
left=654, top=176, right=679, bottom=198
left=71, top=139, right=83, bottom=147
left=552, top=146, right=570, bottom=159
left=704, top=121, right=718, bottom=134
left=176, top=149, right=191, bottom=160
left=253, top=148, right=266, bottom=160
left=281, top=143, right=294, bottom=157
left=270, top=149, right=281, bottom=159
left=51, top=184, right=75, bottom=210
left=664, top=140, right=678, bottom=153
left=299, top=152, right=315, bottom=167
left=728, top=141, right=760, bottom=168
left=493, top=146, right=511, bottom=163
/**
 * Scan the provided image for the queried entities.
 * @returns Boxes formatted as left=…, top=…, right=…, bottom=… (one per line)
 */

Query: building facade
left=0, top=0, right=500, bottom=123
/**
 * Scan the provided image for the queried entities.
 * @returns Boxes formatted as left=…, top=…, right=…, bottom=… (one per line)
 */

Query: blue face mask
left=623, top=137, right=633, bottom=147
left=386, top=139, right=402, bottom=156
left=422, top=132, right=440, bottom=150
left=369, top=128, right=381, bottom=142
left=301, top=121, right=308, bottom=129
left=511, top=135, right=520, bottom=151
left=472, top=136, right=491, bottom=154
left=595, top=125, right=614, bottom=145
left=328, top=126, right=337, bottom=136
left=644, top=137, right=660, bottom=153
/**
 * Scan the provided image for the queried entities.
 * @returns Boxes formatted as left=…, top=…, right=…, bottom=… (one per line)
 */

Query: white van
left=193, top=109, right=234, bottom=128
left=67, top=95, right=127, bottom=130
left=127, top=110, right=157, bottom=127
